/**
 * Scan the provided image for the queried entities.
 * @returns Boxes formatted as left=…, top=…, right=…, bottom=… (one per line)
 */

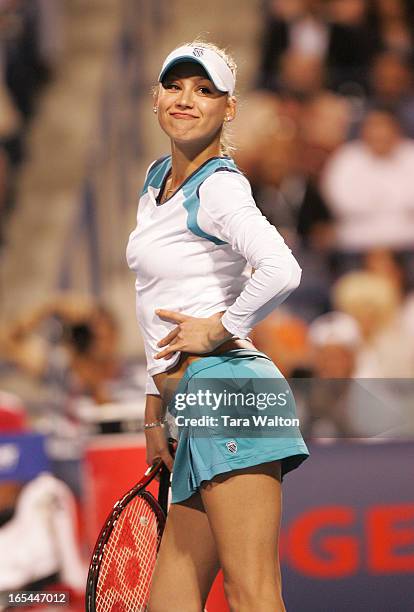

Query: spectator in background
left=297, top=311, right=361, bottom=438
left=303, top=307, right=409, bottom=437
left=36, top=0, right=64, bottom=74
left=0, top=0, right=63, bottom=232
left=257, top=0, right=330, bottom=92
left=258, top=0, right=376, bottom=95
left=367, top=51, right=414, bottom=137
left=0, top=295, right=145, bottom=494
left=278, top=49, right=325, bottom=99
left=248, top=122, right=334, bottom=321
left=367, top=0, right=414, bottom=59
left=325, top=0, right=376, bottom=94
left=322, top=108, right=414, bottom=277
left=1, top=0, right=51, bottom=120
left=332, top=268, right=412, bottom=436
left=0, top=472, right=87, bottom=594
left=0, top=295, right=143, bottom=407
left=332, top=270, right=414, bottom=377
left=363, top=247, right=414, bottom=342
left=0, top=13, right=23, bottom=223
left=299, top=90, right=352, bottom=182
left=235, top=92, right=346, bottom=251
left=308, top=311, right=360, bottom=378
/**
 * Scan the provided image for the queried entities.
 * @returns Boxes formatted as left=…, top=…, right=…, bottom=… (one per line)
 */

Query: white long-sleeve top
left=126, top=155, right=302, bottom=395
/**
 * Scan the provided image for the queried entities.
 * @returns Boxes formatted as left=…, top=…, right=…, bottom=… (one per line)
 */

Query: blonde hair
left=332, top=270, right=399, bottom=327
left=155, top=37, right=238, bottom=157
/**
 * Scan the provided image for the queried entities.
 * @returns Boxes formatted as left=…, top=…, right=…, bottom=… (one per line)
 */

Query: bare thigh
left=147, top=492, right=220, bottom=612
left=200, top=461, right=285, bottom=611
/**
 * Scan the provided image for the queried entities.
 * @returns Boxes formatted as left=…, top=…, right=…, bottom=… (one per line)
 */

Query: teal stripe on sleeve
left=182, top=157, right=241, bottom=245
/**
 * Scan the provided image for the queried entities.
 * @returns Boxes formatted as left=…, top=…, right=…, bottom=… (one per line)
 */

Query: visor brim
left=158, top=57, right=229, bottom=93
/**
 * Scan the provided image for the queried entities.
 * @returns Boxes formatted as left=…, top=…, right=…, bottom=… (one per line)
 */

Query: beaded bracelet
left=143, top=418, right=164, bottom=430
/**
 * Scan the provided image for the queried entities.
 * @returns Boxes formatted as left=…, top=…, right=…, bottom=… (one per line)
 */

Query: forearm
left=145, top=393, right=165, bottom=424
left=221, top=255, right=302, bottom=338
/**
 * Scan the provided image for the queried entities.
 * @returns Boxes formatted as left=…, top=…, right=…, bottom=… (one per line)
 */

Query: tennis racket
left=86, top=438, right=175, bottom=612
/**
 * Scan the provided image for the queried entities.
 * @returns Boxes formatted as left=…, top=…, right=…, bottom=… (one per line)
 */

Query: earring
left=153, top=107, right=158, bottom=113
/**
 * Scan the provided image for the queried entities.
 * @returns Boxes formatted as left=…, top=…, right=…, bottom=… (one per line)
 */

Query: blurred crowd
left=0, top=0, right=62, bottom=245
left=233, top=0, right=414, bottom=404
left=0, top=293, right=146, bottom=596
left=0, top=294, right=146, bottom=481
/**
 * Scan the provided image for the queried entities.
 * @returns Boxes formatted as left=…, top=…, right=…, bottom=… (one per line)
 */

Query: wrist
left=144, top=417, right=165, bottom=430
left=208, top=316, right=233, bottom=346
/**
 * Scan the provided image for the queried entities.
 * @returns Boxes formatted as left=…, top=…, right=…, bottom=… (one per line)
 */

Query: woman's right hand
left=144, top=393, right=176, bottom=477
left=145, top=426, right=175, bottom=473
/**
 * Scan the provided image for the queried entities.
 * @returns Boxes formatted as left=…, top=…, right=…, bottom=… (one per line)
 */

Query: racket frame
left=85, top=457, right=169, bottom=612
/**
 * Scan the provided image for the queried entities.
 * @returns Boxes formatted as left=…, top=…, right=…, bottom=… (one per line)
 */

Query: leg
left=147, top=491, right=220, bottom=612
left=200, top=461, right=285, bottom=612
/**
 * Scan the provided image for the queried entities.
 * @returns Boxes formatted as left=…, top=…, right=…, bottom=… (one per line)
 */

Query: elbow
left=258, top=251, right=302, bottom=295
left=288, top=256, right=302, bottom=292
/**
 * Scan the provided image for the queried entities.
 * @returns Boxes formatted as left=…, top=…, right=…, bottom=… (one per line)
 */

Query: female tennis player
left=126, top=40, right=309, bottom=612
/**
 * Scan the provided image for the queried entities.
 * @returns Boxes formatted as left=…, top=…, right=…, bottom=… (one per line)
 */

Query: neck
left=169, top=135, right=223, bottom=185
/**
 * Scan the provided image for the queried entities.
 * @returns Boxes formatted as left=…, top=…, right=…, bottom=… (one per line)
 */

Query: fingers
left=146, top=437, right=175, bottom=473
left=157, top=326, right=180, bottom=348
left=154, top=310, right=187, bottom=359
left=148, top=455, right=172, bottom=481
left=154, top=337, right=183, bottom=360
left=155, top=309, right=188, bottom=324
left=159, top=448, right=174, bottom=472
left=154, top=347, right=182, bottom=360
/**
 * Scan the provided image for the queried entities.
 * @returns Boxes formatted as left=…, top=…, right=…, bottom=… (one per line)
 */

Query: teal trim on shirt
left=141, top=155, right=170, bottom=195
left=182, top=157, right=241, bottom=245
left=142, top=155, right=243, bottom=245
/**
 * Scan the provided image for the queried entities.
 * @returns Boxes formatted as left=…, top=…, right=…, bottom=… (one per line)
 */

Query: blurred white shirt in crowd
left=322, top=139, right=414, bottom=251
left=0, top=473, right=87, bottom=591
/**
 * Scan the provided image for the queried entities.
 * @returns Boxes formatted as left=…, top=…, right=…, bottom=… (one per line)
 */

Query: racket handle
left=167, top=437, right=176, bottom=456
left=158, top=437, right=176, bottom=514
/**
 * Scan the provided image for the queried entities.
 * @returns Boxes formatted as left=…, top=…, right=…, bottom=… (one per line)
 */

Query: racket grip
left=158, top=437, right=176, bottom=514
left=167, top=436, right=177, bottom=457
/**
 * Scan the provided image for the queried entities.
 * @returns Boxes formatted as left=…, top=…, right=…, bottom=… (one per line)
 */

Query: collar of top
left=158, top=45, right=235, bottom=96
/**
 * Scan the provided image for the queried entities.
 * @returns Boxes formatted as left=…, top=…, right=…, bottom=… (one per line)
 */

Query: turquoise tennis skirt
left=165, top=349, right=309, bottom=504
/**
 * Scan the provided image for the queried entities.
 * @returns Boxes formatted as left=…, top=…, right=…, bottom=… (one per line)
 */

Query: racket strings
left=95, top=495, right=161, bottom=611
left=97, top=502, right=158, bottom=611
left=102, top=511, right=158, bottom=610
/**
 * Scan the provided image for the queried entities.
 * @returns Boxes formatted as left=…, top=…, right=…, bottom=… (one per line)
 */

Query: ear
left=152, top=86, right=160, bottom=110
left=225, top=95, right=237, bottom=122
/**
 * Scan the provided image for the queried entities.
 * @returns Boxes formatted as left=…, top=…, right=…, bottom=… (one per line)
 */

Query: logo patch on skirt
left=226, top=440, right=238, bottom=454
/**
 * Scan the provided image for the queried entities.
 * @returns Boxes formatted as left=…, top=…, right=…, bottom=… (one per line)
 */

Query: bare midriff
left=152, top=337, right=256, bottom=400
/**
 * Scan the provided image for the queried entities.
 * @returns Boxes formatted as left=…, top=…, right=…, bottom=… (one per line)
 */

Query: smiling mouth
left=170, top=113, right=198, bottom=119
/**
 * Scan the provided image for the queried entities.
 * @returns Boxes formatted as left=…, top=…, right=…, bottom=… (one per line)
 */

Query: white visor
left=158, top=45, right=235, bottom=95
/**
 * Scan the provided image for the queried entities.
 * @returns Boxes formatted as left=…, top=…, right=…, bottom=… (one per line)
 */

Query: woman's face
left=155, top=61, right=235, bottom=150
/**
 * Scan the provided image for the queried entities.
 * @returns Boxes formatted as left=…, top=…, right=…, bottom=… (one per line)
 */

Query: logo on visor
left=226, top=440, right=238, bottom=454
left=193, top=47, right=204, bottom=57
